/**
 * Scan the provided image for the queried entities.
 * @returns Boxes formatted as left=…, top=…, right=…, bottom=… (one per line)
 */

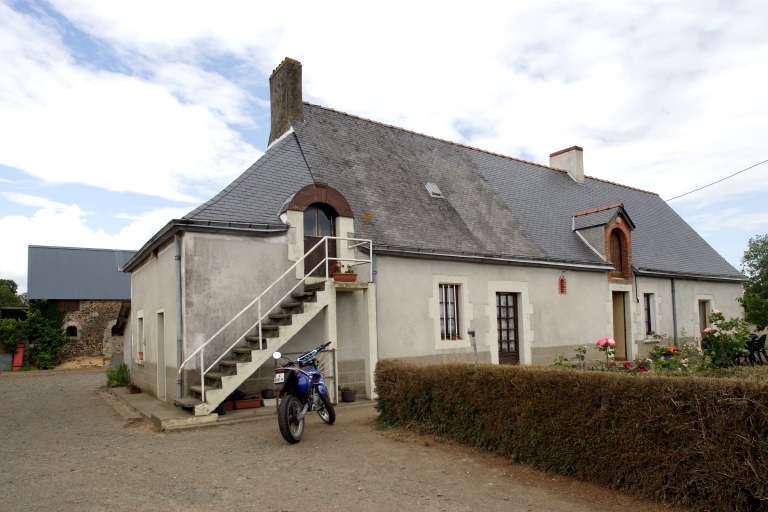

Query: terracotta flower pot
left=332, top=273, right=358, bottom=283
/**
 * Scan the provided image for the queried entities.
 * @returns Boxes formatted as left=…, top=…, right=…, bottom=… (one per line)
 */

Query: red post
left=12, top=343, right=24, bottom=370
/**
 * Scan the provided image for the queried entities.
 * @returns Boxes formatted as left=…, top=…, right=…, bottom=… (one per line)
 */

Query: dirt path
left=0, top=368, right=688, bottom=511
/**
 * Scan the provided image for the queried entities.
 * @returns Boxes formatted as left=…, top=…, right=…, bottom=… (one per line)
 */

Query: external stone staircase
left=176, top=281, right=332, bottom=416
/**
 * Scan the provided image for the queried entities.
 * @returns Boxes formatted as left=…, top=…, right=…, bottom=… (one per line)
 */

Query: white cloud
left=2, top=192, right=72, bottom=210
left=0, top=201, right=190, bottom=293
left=0, top=2, right=260, bottom=203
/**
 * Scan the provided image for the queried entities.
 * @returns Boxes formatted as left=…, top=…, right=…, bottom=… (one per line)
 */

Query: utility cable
left=665, top=159, right=768, bottom=201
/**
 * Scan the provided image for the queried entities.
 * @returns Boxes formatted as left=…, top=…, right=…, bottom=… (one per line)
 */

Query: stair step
left=259, top=324, right=279, bottom=331
left=245, top=336, right=269, bottom=346
left=281, top=301, right=303, bottom=309
left=205, top=371, right=230, bottom=381
left=232, top=347, right=254, bottom=355
left=218, top=359, right=242, bottom=367
left=291, top=291, right=316, bottom=301
left=268, top=313, right=292, bottom=324
left=174, top=397, right=202, bottom=409
left=190, top=384, right=219, bottom=394
left=304, top=282, right=325, bottom=292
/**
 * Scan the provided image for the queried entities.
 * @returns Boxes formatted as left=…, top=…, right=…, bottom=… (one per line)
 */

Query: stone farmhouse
left=122, top=58, right=744, bottom=416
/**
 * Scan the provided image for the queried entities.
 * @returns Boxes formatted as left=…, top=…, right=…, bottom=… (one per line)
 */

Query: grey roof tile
left=183, top=103, right=743, bottom=280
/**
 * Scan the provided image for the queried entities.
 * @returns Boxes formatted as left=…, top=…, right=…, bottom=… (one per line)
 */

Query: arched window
left=609, top=230, right=624, bottom=275
left=558, top=275, right=567, bottom=295
left=66, top=325, right=78, bottom=337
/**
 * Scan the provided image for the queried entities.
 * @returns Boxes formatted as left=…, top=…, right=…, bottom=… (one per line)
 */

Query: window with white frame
left=439, top=283, right=461, bottom=340
left=137, top=315, right=145, bottom=361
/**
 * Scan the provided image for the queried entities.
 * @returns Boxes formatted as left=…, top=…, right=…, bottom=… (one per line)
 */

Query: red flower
left=623, top=361, right=631, bottom=368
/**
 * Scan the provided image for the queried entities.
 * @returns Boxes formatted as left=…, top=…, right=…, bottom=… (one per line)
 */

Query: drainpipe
left=671, top=278, right=678, bottom=347
left=175, top=234, right=183, bottom=398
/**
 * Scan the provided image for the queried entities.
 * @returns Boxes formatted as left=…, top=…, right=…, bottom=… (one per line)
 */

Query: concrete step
left=190, top=384, right=219, bottom=394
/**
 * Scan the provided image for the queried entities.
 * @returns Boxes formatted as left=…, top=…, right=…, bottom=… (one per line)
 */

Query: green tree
left=739, top=234, right=768, bottom=330
left=0, top=279, right=25, bottom=306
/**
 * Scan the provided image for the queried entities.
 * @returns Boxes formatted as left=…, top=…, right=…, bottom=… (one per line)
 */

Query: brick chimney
left=550, top=146, right=584, bottom=183
left=268, top=58, right=304, bottom=146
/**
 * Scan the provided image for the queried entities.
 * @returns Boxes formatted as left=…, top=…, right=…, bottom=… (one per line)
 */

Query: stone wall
left=61, top=300, right=124, bottom=360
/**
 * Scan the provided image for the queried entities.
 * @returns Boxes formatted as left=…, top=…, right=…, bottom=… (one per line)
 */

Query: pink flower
left=704, top=328, right=714, bottom=333
left=607, top=338, right=616, bottom=346
left=595, top=338, right=606, bottom=347
left=726, top=330, right=734, bottom=336
left=696, top=333, right=702, bottom=342
left=712, top=309, right=721, bottom=314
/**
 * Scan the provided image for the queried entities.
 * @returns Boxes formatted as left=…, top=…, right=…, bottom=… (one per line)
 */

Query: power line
left=665, top=159, right=768, bottom=201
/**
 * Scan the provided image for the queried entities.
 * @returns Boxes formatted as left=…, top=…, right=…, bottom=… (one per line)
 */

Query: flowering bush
left=650, top=344, right=679, bottom=358
left=595, top=337, right=616, bottom=366
left=697, top=310, right=749, bottom=368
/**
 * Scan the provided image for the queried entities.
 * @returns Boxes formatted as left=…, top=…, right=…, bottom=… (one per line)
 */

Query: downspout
left=671, top=277, right=678, bottom=347
left=175, top=234, right=183, bottom=398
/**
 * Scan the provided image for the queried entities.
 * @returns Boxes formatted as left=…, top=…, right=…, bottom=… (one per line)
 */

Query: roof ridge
left=573, top=203, right=624, bottom=217
left=303, top=102, right=659, bottom=196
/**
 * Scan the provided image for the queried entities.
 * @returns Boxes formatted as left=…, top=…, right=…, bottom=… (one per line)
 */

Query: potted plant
left=126, top=382, right=142, bottom=394
left=339, top=386, right=356, bottom=402
left=330, top=261, right=357, bottom=282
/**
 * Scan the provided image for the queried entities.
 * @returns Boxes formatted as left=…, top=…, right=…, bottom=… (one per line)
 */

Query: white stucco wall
left=373, top=255, right=744, bottom=365
left=127, top=238, right=178, bottom=396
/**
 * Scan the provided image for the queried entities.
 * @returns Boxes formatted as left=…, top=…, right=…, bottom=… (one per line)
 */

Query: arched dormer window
left=609, top=229, right=625, bottom=276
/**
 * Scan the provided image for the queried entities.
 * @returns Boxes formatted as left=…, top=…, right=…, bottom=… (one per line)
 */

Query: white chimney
left=550, top=146, right=584, bottom=183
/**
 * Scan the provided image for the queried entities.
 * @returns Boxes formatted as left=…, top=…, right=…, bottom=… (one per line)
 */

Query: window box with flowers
left=330, top=260, right=357, bottom=282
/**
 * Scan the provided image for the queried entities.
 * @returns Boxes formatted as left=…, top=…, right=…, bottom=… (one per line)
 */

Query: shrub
left=24, top=300, right=66, bottom=370
left=375, top=360, right=768, bottom=511
left=106, top=363, right=130, bottom=387
left=698, top=310, right=750, bottom=368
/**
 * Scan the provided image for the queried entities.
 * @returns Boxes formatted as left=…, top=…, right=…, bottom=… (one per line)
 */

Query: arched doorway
left=304, top=203, right=338, bottom=276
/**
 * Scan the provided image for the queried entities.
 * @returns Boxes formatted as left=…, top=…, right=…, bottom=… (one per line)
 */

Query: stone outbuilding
left=27, top=246, right=135, bottom=361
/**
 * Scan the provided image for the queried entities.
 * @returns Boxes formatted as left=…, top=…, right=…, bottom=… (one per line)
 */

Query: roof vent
left=425, top=182, right=443, bottom=198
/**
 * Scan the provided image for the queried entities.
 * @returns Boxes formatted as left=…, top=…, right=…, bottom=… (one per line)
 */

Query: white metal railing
left=178, top=236, right=372, bottom=403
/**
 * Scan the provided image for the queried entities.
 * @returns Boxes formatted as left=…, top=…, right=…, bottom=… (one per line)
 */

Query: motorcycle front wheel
left=278, top=395, right=304, bottom=444
left=317, top=392, right=336, bottom=425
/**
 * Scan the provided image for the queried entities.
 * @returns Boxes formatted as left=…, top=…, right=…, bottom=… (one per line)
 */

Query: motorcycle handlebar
left=285, top=341, right=333, bottom=365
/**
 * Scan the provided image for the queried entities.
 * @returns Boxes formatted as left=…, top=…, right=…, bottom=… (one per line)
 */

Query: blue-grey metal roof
left=179, top=102, right=744, bottom=281
left=27, top=246, right=135, bottom=300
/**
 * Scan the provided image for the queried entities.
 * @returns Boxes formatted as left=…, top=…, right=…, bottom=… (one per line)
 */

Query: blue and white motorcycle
left=272, top=341, right=336, bottom=443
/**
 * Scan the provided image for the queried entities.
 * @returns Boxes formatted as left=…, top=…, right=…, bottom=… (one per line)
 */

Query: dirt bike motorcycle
left=272, top=341, right=336, bottom=443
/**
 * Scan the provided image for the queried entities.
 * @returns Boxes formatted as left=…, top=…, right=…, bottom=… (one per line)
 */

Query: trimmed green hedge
left=375, top=360, right=768, bottom=511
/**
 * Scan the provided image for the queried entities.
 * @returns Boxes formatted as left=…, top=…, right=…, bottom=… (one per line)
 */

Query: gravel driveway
left=0, top=368, right=688, bottom=511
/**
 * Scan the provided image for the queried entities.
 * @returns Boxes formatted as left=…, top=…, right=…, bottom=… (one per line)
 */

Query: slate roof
left=184, top=103, right=743, bottom=281
left=28, top=246, right=135, bottom=300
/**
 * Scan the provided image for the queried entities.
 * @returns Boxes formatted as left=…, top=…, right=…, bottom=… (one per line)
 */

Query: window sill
left=642, top=338, right=660, bottom=344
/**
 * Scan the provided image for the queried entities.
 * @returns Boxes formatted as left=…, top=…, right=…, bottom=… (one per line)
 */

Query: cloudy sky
left=1, top=0, right=767, bottom=293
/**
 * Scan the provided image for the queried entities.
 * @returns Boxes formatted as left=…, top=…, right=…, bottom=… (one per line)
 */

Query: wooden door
left=304, top=206, right=336, bottom=276
left=612, top=291, right=627, bottom=360
left=497, top=292, right=519, bottom=365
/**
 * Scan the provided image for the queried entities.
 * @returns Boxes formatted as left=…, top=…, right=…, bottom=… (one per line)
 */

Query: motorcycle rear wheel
left=278, top=395, right=304, bottom=444
left=317, top=392, right=336, bottom=425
